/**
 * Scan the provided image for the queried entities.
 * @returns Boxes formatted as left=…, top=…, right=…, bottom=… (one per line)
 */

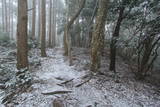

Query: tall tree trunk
left=48, top=0, right=52, bottom=47
left=64, top=0, right=86, bottom=65
left=139, top=37, right=153, bottom=77
left=41, top=0, right=47, bottom=57
left=109, top=5, right=125, bottom=72
left=54, top=0, right=57, bottom=47
left=87, top=0, right=98, bottom=48
left=38, top=0, right=41, bottom=44
left=8, top=0, right=11, bottom=38
left=11, top=0, right=14, bottom=40
left=4, top=0, right=8, bottom=32
left=90, top=0, right=109, bottom=72
left=75, top=18, right=81, bottom=47
left=17, top=0, right=28, bottom=69
left=51, top=0, right=57, bottom=48
left=28, top=0, right=32, bottom=35
left=32, top=0, right=36, bottom=40
left=1, top=0, right=5, bottom=31
left=63, top=17, right=69, bottom=56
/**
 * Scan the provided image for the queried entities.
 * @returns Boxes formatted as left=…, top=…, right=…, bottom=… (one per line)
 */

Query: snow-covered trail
left=12, top=49, right=112, bottom=107
left=9, top=48, right=160, bottom=107
left=12, top=48, right=92, bottom=107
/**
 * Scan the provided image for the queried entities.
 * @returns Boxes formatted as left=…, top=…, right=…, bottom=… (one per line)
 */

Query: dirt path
left=6, top=48, right=160, bottom=107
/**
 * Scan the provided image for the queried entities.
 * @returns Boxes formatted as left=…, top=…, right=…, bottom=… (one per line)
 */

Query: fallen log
left=42, top=90, right=72, bottom=95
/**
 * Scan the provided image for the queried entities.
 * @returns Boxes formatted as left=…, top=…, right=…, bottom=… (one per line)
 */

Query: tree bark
left=28, top=0, right=32, bottom=35
left=109, top=5, right=125, bottom=72
left=41, top=0, right=47, bottom=57
left=51, top=0, right=56, bottom=48
left=48, top=0, right=52, bottom=47
left=11, top=0, right=14, bottom=40
left=8, top=0, right=11, bottom=38
left=1, top=0, right=5, bottom=31
left=38, top=0, right=41, bottom=44
left=17, top=0, right=28, bottom=69
left=90, top=0, right=109, bottom=72
left=31, top=0, right=36, bottom=40
left=4, top=0, right=8, bottom=32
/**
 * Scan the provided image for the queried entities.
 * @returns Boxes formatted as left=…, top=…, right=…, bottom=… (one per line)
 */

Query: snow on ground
left=5, top=48, right=160, bottom=107
left=0, top=92, right=5, bottom=107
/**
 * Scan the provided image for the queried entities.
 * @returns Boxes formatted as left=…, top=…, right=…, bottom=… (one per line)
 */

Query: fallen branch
left=81, top=74, right=91, bottom=79
left=75, top=77, right=92, bottom=87
left=42, top=90, right=72, bottom=95
left=57, top=78, right=74, bottom=86
left=60, top=78, right=74, bottom=85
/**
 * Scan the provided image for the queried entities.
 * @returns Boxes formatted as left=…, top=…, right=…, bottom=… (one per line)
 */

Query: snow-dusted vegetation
left=0, top=0, right=160, bottom=107
left=0, top=47, right=160, bottom=107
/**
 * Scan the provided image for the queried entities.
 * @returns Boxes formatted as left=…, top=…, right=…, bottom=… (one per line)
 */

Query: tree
left=31, top=0, right=36, bottom=40
left=109, top=0, right=126, bottom=72
left=1, top=0, right=5, bottom=31
left=108, top=0, right=142, bottom=72
left=28, top=0, right=32, bottom=34
left=11, top=0, right=14, bottom=40
left=4, top=0, right=8, bottom=33
left=17, top=0, right=28, bottom=69
left=63, top=0, right=86, bottom=65
left=51, top=0, right=56, bottom=48
left=80, top=0, right=98, bottom=48
left=48, top=0, right=52, bottom=47
left=38, top=0, right=41, bottom=43
left=90, top=0, right=109, bottom=72
left=41, top=0, right=47, bottom=57
left=8, top=0, right=11, bottom=38
left=136, top=0, right=160, bottom=79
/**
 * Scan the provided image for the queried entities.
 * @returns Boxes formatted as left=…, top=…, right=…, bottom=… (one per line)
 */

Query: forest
left=0, top=0, right=160, bottom=107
